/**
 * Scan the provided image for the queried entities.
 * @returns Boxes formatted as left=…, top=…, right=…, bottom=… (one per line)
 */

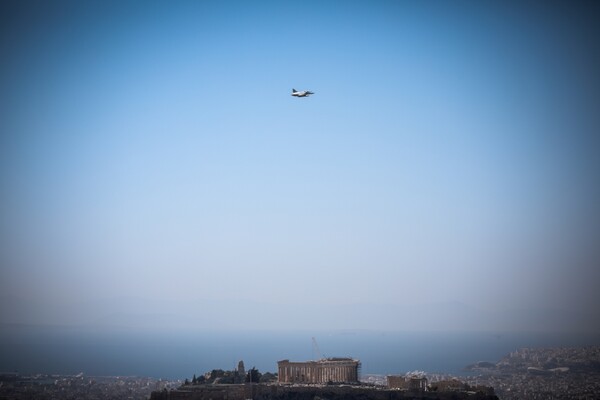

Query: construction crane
left=312, top=337, right=323, bottom=361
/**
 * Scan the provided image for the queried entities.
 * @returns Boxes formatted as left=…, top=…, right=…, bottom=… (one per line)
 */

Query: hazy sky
left=1, top=0, right=599, bottom=333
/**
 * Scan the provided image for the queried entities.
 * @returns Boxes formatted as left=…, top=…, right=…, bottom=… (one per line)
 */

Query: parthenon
left=277, top=358, right=360, bottom=384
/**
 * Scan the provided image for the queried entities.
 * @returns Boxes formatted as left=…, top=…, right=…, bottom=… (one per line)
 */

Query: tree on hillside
left=259, top=372, right=277, bottom=383
left=246, top=367, right=261, bottom=383
left=210, top=369, right=225, bottom=381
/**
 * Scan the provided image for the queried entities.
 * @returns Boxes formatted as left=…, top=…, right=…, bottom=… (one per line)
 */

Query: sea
left=1, top=327, right=599, bottom=379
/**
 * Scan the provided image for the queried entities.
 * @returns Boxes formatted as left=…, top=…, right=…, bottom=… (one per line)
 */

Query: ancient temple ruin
left=277, top=358, right=360, bottom=384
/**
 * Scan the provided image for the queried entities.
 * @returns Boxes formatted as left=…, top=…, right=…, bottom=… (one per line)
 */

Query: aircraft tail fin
left=292, top=88, right=297, bottom=93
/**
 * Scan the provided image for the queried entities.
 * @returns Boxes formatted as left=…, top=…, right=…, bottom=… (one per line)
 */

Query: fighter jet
left=291, top=88, right=314, bottom=97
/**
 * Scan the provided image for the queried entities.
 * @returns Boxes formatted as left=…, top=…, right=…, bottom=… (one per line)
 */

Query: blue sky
left=1, top=0, right=599, bottom=332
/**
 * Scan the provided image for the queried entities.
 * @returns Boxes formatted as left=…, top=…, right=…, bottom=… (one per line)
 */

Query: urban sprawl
left=1, top=346, right=599, bottom=399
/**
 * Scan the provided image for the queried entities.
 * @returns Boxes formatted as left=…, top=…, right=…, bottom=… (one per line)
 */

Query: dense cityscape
left=1, top=346, right=599, bottom=399
left=0, top=374, right=181, bottom=400
left=462, top=346, right=600, bottom=399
